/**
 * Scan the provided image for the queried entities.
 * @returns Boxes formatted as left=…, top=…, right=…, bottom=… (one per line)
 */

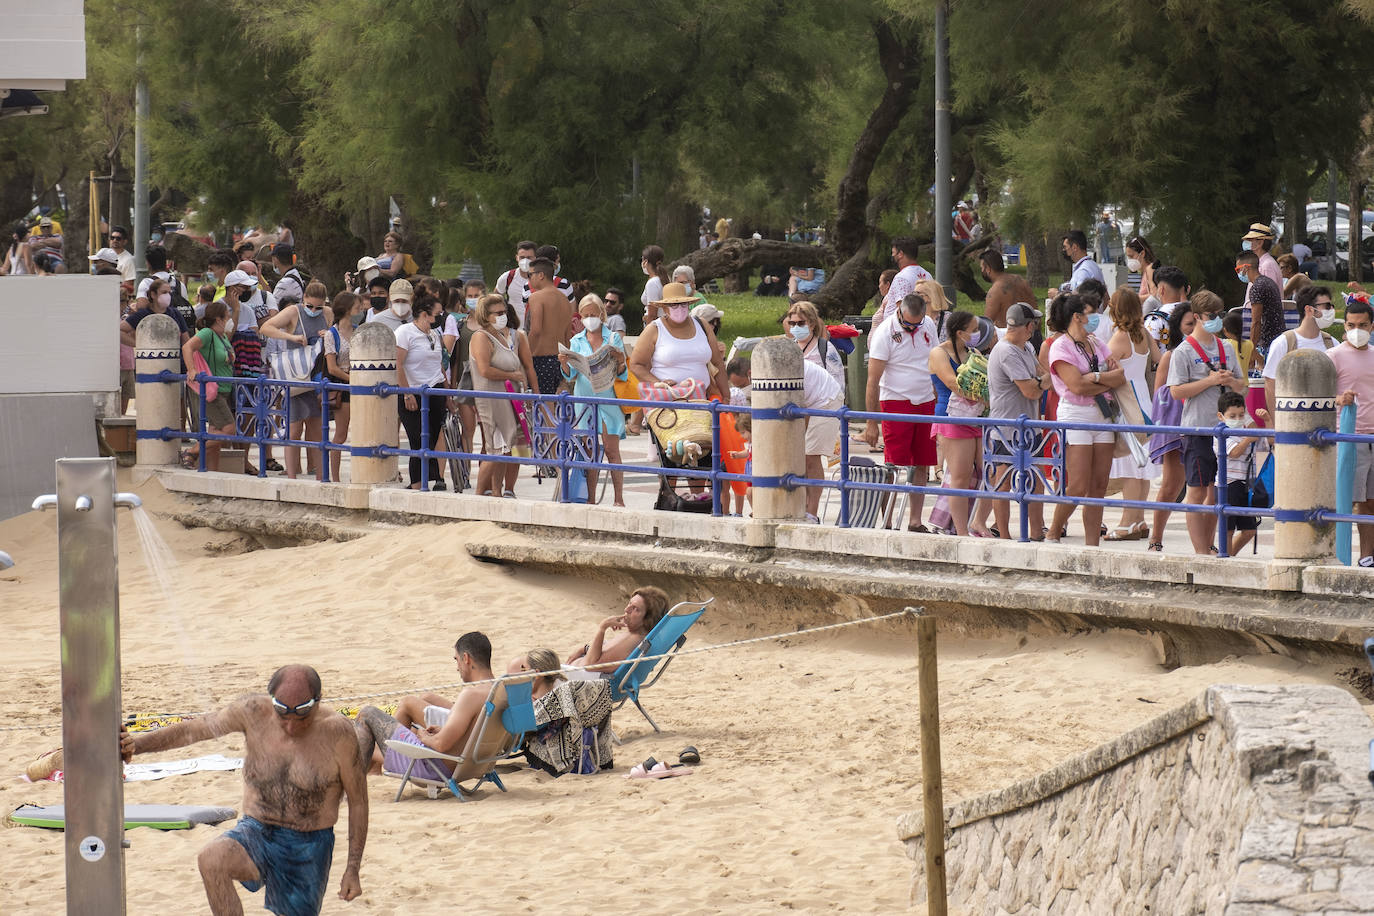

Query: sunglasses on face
left=271, top=696, right=317, bottom=718
left=110, top=236, right=125, bottom=242
left=785, top=319, right=808, bottom=327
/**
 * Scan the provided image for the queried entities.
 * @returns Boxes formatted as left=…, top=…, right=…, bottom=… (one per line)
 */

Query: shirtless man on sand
left=121, top=664, right=367, bottom=916
left=354, top=631, right=495, bottom=781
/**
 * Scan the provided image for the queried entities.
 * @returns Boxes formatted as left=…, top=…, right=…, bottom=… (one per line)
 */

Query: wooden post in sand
left=917, top=614, right=948, bottom=916
left=348, top=322, right=399, bottom=485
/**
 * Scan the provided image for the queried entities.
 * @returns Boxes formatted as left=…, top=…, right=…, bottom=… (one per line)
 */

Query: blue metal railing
left=137, top=369, right=1374, bottom=561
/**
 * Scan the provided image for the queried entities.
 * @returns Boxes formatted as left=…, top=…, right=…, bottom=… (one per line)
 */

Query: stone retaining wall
left=898, top=684, right=1374, bottom=914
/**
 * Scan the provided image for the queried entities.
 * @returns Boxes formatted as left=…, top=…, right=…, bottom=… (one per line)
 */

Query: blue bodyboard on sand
left=9, top=804, right=236, bottom=830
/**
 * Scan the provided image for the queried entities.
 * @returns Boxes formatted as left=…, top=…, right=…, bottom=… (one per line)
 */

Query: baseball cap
left=39, top=216, right=53, bottom=227
left=87, top=247, right=118, bottom=265
left=1006, top=302, right=1043, bottom=328
left=1242, top=222, right=1274, bottom=241
left=223, top=269, right=255, bottom=289
left=691, top=303, right=724, bottom=323
left=389, top=278, right=414, bottom=301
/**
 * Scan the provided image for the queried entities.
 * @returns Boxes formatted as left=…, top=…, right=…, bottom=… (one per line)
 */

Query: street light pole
left=934, top=0, right=953, bottom=305
left=133, top=25, right=149, bottom=277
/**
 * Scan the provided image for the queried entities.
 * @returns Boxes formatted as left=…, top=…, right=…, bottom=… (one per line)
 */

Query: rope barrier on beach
left=5, top=607, right=920, bottom=734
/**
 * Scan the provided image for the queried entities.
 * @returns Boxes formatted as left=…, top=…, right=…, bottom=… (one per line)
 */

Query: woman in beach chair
left=564, top=586, right=669, bottom=674
left=511, top=648, right=614, bottom=776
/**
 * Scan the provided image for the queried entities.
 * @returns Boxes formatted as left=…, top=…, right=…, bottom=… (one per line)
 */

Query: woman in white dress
left=1104, top=287, right=1161, bottom=540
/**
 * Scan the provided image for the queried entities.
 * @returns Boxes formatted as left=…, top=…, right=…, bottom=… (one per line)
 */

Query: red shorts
left=881, top=399, right=937, bottom=467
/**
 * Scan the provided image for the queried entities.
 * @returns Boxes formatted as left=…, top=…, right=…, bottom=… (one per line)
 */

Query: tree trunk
left=809, top=249, right=881, bottom=319
left=671, top=237, right=833, bottom=281
left=289, top=188, right=365, bottom=293
left=1351, top=172, right=1365, bottom=285
left=0, top=164, right=35, bottom=228
left=63, top=173, right=92, bottom=271
left=1024, top=228, right=1052, bottom=291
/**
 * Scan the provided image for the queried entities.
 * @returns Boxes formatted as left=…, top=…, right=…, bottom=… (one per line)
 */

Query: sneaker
left=805, top=513, right=820, bottom=524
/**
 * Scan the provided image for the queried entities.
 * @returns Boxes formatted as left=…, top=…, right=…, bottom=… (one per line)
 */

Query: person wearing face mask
left=323, top=292, right=362, bottom=483
left=1145, top=305, right=1199, bottom=551
left=785, top=301, right=845, bottom=391
left=1238, top=249, right=1286, bottom=356
left=639, top=244, right=671, bottom=322
left=365, top=278, right=413, bottom=333
left=395, top=295, right=449, bottom=491
left=558, top=294, right=630, bottom=506
left=1123, top=236, right=1161, bottom=302
left=629, top=282, right=728, bottom=400
left=1046, top=294, right=1127, bottom=547
left=1057, top=230, right=1104, bottom=295
left=1167, top=292, right=1247, bottom=555
left=1104, top=287, right=1162, bottom=541
left=1331, top=297, right=1374, bottom=564
left=929, top=311, right=992, bottom=537
left=120, top=276, right=191, bottom=350
left=863, top=292, right=941, bottom=531
left=470, top=294, right=539, bottom=498
left=261, top=280, right=332, bottom=480
left=1261, top=284, right=1339, bottom=416
left=494, top=240, right=538, bottom=326
left=875, top=237, right=933, bottom=325
left=441, top=280, right=486, bottom=457
left=1215, top=390, right=1270, bottom=555
left=182, top=301, right=238, bottom=472
left=1240, top=223, right=1283, bottom=291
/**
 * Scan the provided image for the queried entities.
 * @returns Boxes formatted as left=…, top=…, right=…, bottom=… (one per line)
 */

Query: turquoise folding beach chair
left=384, top=679, right=535, bottom=802
left=606, top=597, right=713, bottom=740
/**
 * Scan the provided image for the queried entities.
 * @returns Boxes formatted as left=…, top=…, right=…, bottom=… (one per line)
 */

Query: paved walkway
left=243, top=421, right=1274, bottom=562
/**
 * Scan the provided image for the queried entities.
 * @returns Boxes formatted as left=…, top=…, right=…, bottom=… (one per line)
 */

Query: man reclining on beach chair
left=354, top=631, right=494, bottom=783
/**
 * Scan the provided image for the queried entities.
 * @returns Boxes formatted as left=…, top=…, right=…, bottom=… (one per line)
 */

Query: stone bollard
left=1273, top=348, right=1338, bottom=561
left=749, top=337, right=806, bottom=521
left=134, top=313, right=182, bottom=467
left=348, top=322, right=399, bottom=485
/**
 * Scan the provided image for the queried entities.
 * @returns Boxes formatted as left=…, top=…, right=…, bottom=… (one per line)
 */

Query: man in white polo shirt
left=863, top=292, right=938, bottom=531
left=874, top=237, right=933, bottom=325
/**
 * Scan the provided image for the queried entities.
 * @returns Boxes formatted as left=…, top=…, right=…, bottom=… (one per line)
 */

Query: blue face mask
left=1241, top=240, right=1252, bottom=252
left=789, top=324, right=810, bottom=341
left=350, top=312, right=365, bottom=328
left=1236, top=270, right=1248, bottom=283
left=303, top=305, right=322, bottom=318
left=465, top=297, right=478, bottom=311
left=1083, top=313, right=1101, bottom=334
left=1202, top=317, right=1224, bottom=334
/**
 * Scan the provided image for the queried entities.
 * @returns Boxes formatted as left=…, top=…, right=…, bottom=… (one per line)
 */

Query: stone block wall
left=898, top=684, right=1374, bottom=914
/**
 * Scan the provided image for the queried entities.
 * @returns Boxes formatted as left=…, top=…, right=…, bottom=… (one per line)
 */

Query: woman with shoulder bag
left=181, top=301, right=237, bottom=472
left=260, top=279, right=330, bottom=479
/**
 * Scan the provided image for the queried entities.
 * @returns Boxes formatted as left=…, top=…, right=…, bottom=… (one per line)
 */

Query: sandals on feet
left=1147, top=542, right=1164, bottom=552
left=1103, top=526, right=1136, bottom=541
left=907, top=524, right=932, bottom=534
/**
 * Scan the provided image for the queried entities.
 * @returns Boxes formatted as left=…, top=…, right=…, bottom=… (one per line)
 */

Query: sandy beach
left=0, top=476, right=1359, bottom=913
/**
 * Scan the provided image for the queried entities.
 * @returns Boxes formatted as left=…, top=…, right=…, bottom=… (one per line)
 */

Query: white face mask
left=156, top=292, right=172, bottom=308
left=492, top=314, right=509, bottom=330
left=391, top=299, right=412, bottom=319
left=1316, top=308, right=1337, bottom=329
left=363, top=269, right=380, bottom=284
left=518, top=257, right=531, bottom=272
left=1126, top=258, right=1141, bottom=272
left=1223, top=416, right=1246, bottom=429
left=1348, top=327, right=1371, bottom=349
left=582, top=316, right=601, bottom=332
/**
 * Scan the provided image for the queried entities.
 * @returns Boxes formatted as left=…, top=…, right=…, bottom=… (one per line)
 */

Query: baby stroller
left=644, top=396, right=715, bottom=513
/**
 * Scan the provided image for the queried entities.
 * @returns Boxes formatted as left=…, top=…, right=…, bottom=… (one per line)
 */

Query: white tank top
left=651, top=317, right=713, bottom=386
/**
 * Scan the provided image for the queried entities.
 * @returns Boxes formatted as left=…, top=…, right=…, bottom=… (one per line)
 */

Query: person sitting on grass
left=353, top=631, right=494, bottom=782
left=1216, top=390, right=1269, bottom=555
left=565, top=586, right=670, bottom=675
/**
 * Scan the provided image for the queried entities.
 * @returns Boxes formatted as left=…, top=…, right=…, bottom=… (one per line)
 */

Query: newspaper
left=558, top=342, right=621, bottom=391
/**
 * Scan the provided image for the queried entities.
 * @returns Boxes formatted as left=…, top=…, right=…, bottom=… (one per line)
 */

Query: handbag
left=186, top=349, right=218, bottom=401
left=270, top=310, right=324, bottom=394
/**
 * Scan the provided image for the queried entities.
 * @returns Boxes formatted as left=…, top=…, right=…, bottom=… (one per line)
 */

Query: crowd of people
left=10, top=208, right=1352, bottom=562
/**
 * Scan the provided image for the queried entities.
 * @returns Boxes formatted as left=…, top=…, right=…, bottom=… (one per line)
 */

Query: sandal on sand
left=679, top=746, right=701, bottom=765
left=627, top=758, right=693, bottom=779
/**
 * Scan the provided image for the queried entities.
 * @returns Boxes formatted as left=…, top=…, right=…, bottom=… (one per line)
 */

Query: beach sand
left=0, top=477, right=1357, bottom=913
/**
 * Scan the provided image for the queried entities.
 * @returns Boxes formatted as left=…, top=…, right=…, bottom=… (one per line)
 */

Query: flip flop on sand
left=626, top=757, right=694, bottom=779
left=679, top=746, right=701, bottom=765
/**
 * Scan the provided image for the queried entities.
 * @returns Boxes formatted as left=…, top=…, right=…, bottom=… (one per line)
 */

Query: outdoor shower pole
left=33, top=457, right=142, bottom=915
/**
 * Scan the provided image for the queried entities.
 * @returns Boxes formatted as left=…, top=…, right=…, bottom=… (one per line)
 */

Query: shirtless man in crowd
left=353, top=631, right=495, bottom=782
left=979, top=249, right=1036, bottom=332
left=525, top=257, right=573, bottom=396
left=121, top=664, right=367, bottom=916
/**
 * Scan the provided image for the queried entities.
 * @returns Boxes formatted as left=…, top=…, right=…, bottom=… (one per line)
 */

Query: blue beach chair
left=383, top=679, right=536, bottom=801
left=605, top=597, right=713, bottom=740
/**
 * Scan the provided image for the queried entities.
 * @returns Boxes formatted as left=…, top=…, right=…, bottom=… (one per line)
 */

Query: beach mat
left=10, top=803, right=237, bottom=831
